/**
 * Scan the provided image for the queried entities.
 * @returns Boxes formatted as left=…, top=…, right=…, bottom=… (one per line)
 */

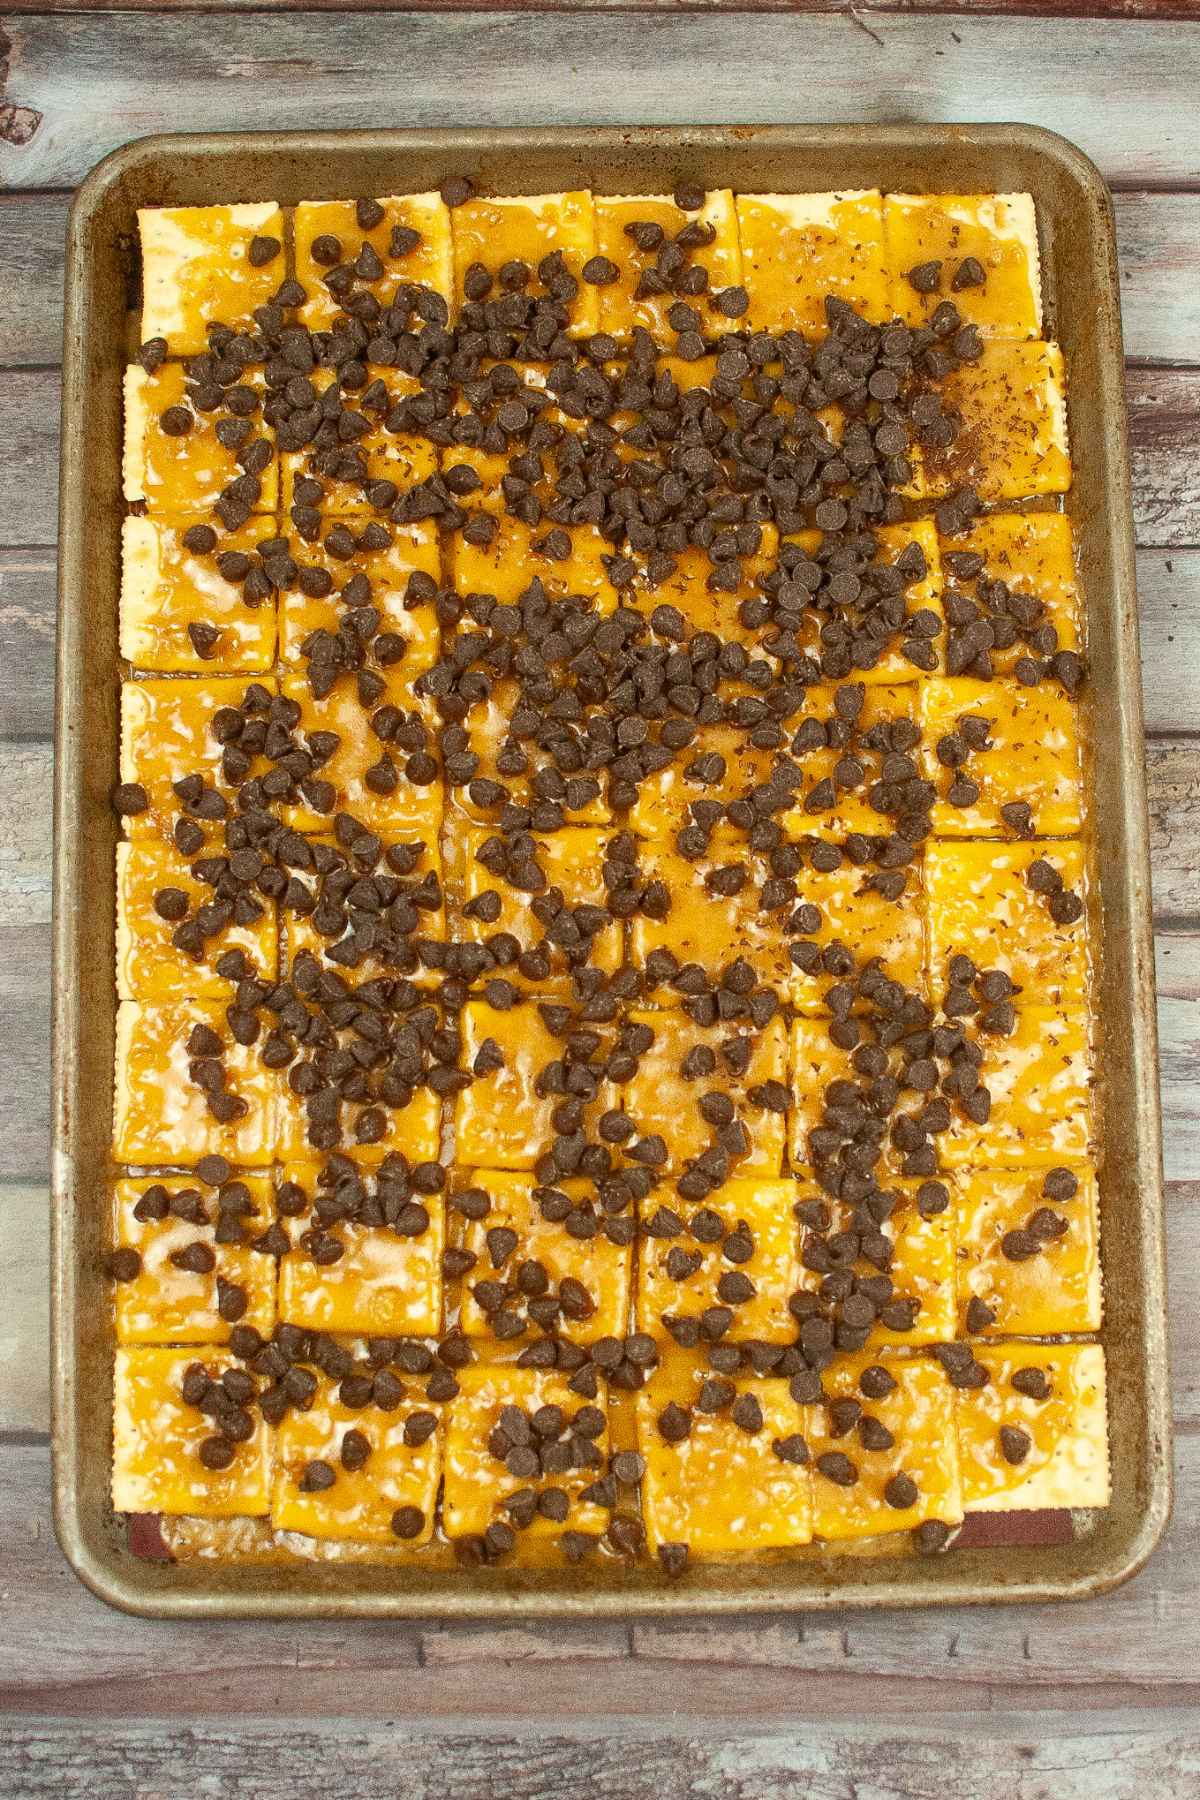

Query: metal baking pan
left=52, top=123, right=1170, bottom=1616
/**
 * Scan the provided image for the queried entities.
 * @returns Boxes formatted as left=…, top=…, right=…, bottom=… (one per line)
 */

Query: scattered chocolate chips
left=111, top=184, right=1100, bottom=1572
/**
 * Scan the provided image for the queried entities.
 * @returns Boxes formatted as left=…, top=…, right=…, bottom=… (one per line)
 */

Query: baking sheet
left=52, top=124, right=1169, bottom=1616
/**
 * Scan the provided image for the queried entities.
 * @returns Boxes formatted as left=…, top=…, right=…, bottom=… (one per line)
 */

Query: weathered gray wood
left=3, top=1716, right=1200, bottom=1800
left=1149, top=742, right=1200, bottom=923
left=8, top=0, right=1199, bottom=16
left=1115, top=193, right=1200, bottom=369
left=0, top=743, right=52, bottom=1184
left=1127, top=367, right=1200, bottom=546
left=1138, top=550, right=1200, bottom=738
left=1, top=189, right=1195, bottom=369
left=0, top=1431, right=1197, bottom=1717
left=0, top=195, right=68, bottom=368
left=0, top=552, right=56, bottom=741
left=0, top=1186, right=49, bottom=1435
left=3, top=13, right=1200, bottom=191
left=4, top=363, right=1200, bottom=550
left=0, top=372, right=60, bottom=545
left=0, top=924, right=50, bottom=1186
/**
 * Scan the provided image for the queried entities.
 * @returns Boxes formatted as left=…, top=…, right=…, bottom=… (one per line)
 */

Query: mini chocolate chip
left=999, top=1424, right=1032, bottom=1465
left=906, top=260, right=942, bottom=294
left=391, top=1505, right=425, bottom=1539
left=876, top=1469, right=918, bottom=1514
left=816, top=1451, right=857, bottom=1487
left=105, top=1247, right=142, bottom=1282
left=113, top=782, right=149, bottom=816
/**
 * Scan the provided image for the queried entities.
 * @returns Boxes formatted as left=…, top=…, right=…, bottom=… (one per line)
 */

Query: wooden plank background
left=1, top=7, right=1199, bottom=1793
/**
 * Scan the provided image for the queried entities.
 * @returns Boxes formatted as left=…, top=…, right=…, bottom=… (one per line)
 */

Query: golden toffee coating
left=107, top=181, right=1105, bottom=1570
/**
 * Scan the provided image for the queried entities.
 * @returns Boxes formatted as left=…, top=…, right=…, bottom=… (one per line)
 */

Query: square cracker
left=885, top=193, right=1043, bottom=339
left=113, top=999, right=278, bottom=1168
left=955, top=1342, right=1109, bottom=1512
left=139, top=203, right=284, bottom=354
left=112, top=1346, right=272, bottom=1516
left=120, top=514, right=277, bottom=673
left=636, top=1355, right=813, bottom=1553
left=737, top=192, right=889, bottom=338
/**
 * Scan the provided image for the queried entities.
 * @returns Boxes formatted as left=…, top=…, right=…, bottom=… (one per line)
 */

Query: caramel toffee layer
left=109, top=185, right=1104, bottom=1569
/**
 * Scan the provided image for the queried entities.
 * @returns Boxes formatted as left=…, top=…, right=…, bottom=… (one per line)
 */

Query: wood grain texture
left=2, top=190, right=1199, bottom=368
left=0, top=552, right=56, bottom=741
left=0, top=372, right=61, bottom=545
left=3, top=13, right=1200, bottom=190
left=1115, top=192, right=1200, bottom=368
left=1149, top=742, right=1200, bottom=923
left=3, top=364, right=1199, bottom=550
left=0, top=195, right=68, bottom=368
left=1127, top=368, right=1200, bottom=545
left=8, top=0, right=1200, bottom=16
left=1137, top=550, right=1200, bottom=736
left=0, top=1186, right=49, bottom=1436
left=0, top=13, right=1197, bottom=1752
left=4, top=1717, right=1200, bottom=1800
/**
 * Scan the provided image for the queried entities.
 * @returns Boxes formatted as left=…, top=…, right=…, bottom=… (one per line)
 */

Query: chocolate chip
left=731, top=1393, right=764, bottom=1434
left=658, top=1542, right=689, bottom=1576
left=299, top=1458, right=336, bottom=1493
left=248, top=235, right=281, bottom=267
left=859, top=1364, right=897, bottom=1400
left=965, top=1296, right=995, bottom=1333
left=440, top=177, right=473, bottom=209
left=884, top=1472, right=918, bottom=1509
left=952, top=256, right=986, bottom=291
left=136, top=337, right=168, bottom=372
left=906, top=260, right=942, bottom=294
left=340, top=1429, right=371, bottom=1472
left=1026, top=857, right=1063, bottom=894
left=1000, top=1424, right=1031, bottom=1465
left=1043, top=1167, right=1079, bottom=1202
left=1001, top=1229, right=1041, bottom=1262
left=772, top=1433, right=809, bottom=1465
left=1012, top=1366, right=1052, bottom=1400
left=198, top=1435, right=235, bottom=1471
left=657, top=1401, right=691, bottom=1443
left=816, top=1451, right=857, bottom=1487
left=112, top=782, right=149, bottom=816
left=1048, top=888, right=1084, bottom=925
left=713, top=286, right=749, bottom=318
left=391, top=1505, right=425, bottom=1539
